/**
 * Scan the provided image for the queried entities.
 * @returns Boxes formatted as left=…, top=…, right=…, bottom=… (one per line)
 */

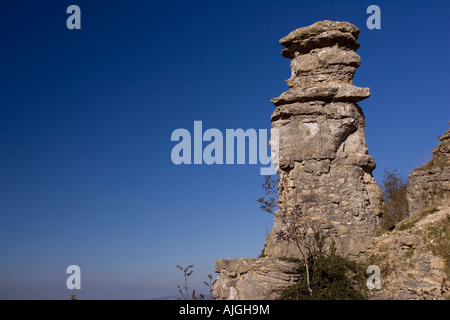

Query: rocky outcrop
left=364, top=124, right=450, bottom=300
left=407, top=124, right=450, bottom=214
left=213, top=21, right=383, bottom=300
left=265, top=20, right=383, bottom=260
left=365, top=205, right=449, bottom=300
left=360, top=124, right=450, bottom=300
left=213, top=259, right=298, bottom=300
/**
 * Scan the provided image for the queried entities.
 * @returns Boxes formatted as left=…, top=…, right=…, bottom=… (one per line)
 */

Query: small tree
left=258, top=175, right=316, bottom=295
left=380, top=168, right=409, bottom=230
left=258, top=175, right=368, bottom=299
left=281, top=206, right=320, bottom=296
left=257, top=175, right=279, bottom=215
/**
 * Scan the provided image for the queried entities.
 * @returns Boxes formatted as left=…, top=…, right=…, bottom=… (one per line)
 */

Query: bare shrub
left=380, top=168, right=409, bottom=230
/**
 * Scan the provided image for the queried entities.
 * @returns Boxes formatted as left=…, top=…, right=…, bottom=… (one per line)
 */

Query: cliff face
left=265, top=20, right=383, bottom=260
left=407, top=124, right=450, bottom=214
left=213, top=21, right=383, bottom=300
left=365, top=205, right=449, bottom=300
left=364, top=124, right=450, bottom=300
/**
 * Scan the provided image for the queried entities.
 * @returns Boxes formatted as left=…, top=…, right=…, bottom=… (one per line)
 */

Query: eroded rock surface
left=365, top=205, right=449, bottom=300
left=407, top=124, right=450, bottom=214
left=364, top=124, right=450, bottom=300
left=213, top=259, right=298, bottom=300
left=213, top=21, right=383, bottom=300
left=265, top=20, right=383, bottom=261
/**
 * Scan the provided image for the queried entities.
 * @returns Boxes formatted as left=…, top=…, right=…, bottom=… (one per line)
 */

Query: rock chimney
left=213, top=21, right=384, bottom=300
left=264, top=20, right=383, bottom=260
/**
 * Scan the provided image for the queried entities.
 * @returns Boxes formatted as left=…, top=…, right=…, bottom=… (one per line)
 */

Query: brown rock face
left=364, top=124, right=450, bottom=300
left=264, top=20, right=383, bottom=260
left=212, top=21, right=383, bottom=300
left=365, top=205, right=450, bottom=300
left=213, top=259, right=299, bottom=300
left=407, top=124, right=450, bottom=214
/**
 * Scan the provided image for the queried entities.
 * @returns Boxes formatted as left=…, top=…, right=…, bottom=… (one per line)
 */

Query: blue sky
left=0, top=0, right=449, bottom=299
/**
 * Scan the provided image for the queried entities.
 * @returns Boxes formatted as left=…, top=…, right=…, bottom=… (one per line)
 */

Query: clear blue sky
left=0, top=0, right=448, bottom=299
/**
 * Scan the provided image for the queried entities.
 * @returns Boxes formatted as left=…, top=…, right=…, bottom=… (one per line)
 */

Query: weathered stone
left=265, top=20, right=382, bottom=261
left=407, top=123, right=450, bottom=214
left=213, top=258, right=298, bottom=300
left=213, top=21, right=384, bottom=300
left=270, top=83, right=370, bottom=105
left=280, top=20, right=360, bottom=58
left=364, top=125, right=450, bottom=300
left=399, top=234, right=423, bottom=247
left=365, top=205, right=450, bottom=300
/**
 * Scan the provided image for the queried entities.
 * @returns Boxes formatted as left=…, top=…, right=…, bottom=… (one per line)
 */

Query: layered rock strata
left=365, top=205, right=449, bottom=300
left=365, top=125, right=450, bottom=300
left=407, top=124, right=450, bottom=214
left=213, top=259, right=299, bottom=300
left=265, top=20, right=383, bottom=260
left=213, top=21, right=383, bottom=300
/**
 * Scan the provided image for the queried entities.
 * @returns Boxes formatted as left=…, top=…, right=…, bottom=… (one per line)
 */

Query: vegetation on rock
left=379, top=168, right=409, bottom=230
left=278, top=233, right=368, bottom=300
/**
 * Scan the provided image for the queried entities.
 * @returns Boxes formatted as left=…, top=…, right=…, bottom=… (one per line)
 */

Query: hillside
left=366, top=204, right=449, bottom=299
left=367, top=123, right=450, bottom=300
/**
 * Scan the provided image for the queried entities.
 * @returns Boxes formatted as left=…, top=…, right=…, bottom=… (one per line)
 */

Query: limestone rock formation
left=213, top=259, right=298, bottom=300
left=265, top=20, right=383, bottom=260
left=364, top=124, right=450, bottom=300
left=365, top=124, right=450, bottom=300
left=407, top=123, right=450, bottom=214
left=212, top=21, right=383, bottom=300
left=365, top=205, right=449, bottom=300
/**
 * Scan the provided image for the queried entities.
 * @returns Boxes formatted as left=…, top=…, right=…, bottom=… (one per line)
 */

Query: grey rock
left=213, top=258, right=298, bottom=300
left=407, top=123, right=450, bottom=214
left=265, top=20, right=382, bottom=261
left=270, top=83, right=370, bottom=105
left=365, top=206, right=450, bottom=300
left=213, top=20, right=384, bottom=300
left=280, top=20, right=360, bottom=58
